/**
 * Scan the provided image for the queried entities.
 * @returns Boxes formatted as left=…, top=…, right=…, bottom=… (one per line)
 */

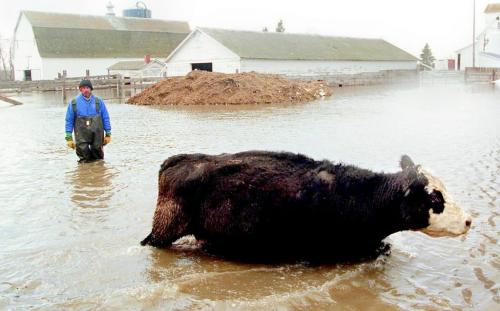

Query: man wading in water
left=65, top=79, right=112, bottom=162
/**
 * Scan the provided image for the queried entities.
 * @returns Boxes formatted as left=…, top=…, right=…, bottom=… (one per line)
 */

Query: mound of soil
left=127, top=71, right=333, bottom=105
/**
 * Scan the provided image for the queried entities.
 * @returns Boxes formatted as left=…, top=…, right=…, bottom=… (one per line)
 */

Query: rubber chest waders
left=72, top=97, right=104, bottom=162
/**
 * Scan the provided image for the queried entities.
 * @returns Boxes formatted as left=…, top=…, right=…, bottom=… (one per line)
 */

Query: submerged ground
left=0, top=81, right=498, bottom=310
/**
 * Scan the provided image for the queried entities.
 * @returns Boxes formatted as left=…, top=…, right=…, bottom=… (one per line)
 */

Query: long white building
left=166, top=28, right=418, bottom=77
left=11, top=11, right=190, bottom=80
left=456, top=3, right=500, bottom=69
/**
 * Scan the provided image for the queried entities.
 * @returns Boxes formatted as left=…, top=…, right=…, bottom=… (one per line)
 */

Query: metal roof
left=197, top=28, right=417, bottom=62
left=107, top=61, right=147, bottom=70
left=22, top=11, right=190, bottom=32
left=107, top=59, right=165, bottom=70
left=20, top=11, right=190, bottom=58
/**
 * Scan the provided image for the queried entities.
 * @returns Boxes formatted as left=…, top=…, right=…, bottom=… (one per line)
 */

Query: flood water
left=0, top=81, right=499, bottom=310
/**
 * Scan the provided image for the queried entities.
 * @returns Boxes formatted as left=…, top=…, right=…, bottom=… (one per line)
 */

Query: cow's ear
left=400, top=155, right=415, bottom=171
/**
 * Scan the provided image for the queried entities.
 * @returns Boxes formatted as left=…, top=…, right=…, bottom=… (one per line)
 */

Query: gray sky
left=0, top=0, right=494, bottom=59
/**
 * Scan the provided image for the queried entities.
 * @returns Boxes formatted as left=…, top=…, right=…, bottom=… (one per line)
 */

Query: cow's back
left=158, top=151, right=340, bottom=244
left=158, top=151, right=329, bottom=200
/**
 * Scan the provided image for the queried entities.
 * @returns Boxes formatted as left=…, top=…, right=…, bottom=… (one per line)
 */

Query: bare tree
left=9, top=43, right=14, bottom=80
left=0, top=35, right=9, bottom=80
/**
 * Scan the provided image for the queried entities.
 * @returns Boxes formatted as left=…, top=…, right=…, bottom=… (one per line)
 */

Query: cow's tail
left=140, top=232, right=153, bottom=246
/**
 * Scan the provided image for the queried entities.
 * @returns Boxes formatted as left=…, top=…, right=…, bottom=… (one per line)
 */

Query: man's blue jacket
left=65, top=94, right=112, bottom=134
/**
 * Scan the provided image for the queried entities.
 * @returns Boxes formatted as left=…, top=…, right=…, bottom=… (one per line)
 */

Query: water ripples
left=1, top=84, right=499, bottom=310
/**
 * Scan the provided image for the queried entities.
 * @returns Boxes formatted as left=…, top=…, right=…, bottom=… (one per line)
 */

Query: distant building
left=11, top=10, right=190, bottom=80
left=434, top=59, right=456, bottom=70
left=107, top=56, right=166, bottom=78
left=455, top=3, right=500, bottom=70
left=165, top=28, right=418, bottom=77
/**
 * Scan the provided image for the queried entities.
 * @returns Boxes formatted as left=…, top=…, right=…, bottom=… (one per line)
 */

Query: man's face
left=79, top=86, right=92, bottom=97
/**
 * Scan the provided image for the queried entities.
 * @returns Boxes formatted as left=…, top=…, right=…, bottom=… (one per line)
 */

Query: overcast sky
left=0, top=0, right=494, bottom=59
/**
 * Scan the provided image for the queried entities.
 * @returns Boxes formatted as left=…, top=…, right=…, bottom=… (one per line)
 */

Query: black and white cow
left=141, top=151, right=471, bottom=260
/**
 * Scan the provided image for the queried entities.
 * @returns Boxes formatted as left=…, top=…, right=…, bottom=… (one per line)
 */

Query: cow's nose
left=465, top=219, right=472, bottom=227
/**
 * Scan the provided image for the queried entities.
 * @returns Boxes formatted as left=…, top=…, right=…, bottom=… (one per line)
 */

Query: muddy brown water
left=0, top=82, right=498, bottom=310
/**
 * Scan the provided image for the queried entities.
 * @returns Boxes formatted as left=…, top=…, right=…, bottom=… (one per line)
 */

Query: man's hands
left=65, top=133, right=75, bottom=149
left=66, top=132, right=111, bottom=148
left=104, top=133, right=111, bottom=146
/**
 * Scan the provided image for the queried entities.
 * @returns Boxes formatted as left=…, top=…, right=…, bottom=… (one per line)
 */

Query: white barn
left=11, top=11, right=190, bottom=80
left=455, top=3, right=500, bottom=70
left=166, top=28, right=418, bottom=77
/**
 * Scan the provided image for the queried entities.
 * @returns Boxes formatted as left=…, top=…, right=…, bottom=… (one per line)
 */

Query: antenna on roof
left=106, top=2, right=115, bottom=16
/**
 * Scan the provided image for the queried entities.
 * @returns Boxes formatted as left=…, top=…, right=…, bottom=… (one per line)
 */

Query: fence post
left=62, top=70, right=67, bottom=104
left=116, top=74, right=122, bottom=100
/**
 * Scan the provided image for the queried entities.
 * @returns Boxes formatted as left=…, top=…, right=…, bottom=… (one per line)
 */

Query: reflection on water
left=67, top=161, right=117, bottom=208
left=0, top=83, right=499, bottom=310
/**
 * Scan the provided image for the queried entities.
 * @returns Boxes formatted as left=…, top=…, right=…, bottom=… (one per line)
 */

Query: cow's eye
left=429, top=191, right=445, bottom=213
left=430, top=191, right=444, bottom=203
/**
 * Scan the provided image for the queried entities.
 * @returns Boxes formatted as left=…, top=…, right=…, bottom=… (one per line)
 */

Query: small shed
left=434, top=59, right=456, bottom=71
left=108, top=57, right=167, bottom=77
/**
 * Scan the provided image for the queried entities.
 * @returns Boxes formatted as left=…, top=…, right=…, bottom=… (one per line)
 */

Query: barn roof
left=195, top=28, right=417, bottom=62
left=484, top=3, right=500, bottom=13
left=108, top=60, right=147, bottom=70
left=20, top=11, right=190, bottom=58
left=107, top=59, right=165, bottom=70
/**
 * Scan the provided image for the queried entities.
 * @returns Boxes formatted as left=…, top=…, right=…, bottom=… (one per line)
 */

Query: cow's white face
left=400, top=155, right=471, bottom=237
left=419, top=168, right=471, bottom=237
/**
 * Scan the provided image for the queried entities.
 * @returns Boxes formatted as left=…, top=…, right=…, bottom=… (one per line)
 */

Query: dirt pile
left=127, top=71, right=333, bottom=105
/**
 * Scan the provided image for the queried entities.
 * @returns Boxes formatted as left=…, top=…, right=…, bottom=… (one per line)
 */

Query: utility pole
left=472, top=0, right=476, bottom=68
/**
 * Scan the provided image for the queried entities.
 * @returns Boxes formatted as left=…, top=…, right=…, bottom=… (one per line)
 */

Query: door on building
left=191, top=63, right=213, bottom=72
left=457, top=54, right=461, bottom=71
left=24, top=70, right=32, bottom=81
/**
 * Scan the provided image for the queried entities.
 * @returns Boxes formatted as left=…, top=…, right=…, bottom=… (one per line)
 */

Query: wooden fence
left=0, top=74, right=164, bottom=103
left=287, top=69, right=419, bottom=87
left=464, top=67, right=500, bottom=83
